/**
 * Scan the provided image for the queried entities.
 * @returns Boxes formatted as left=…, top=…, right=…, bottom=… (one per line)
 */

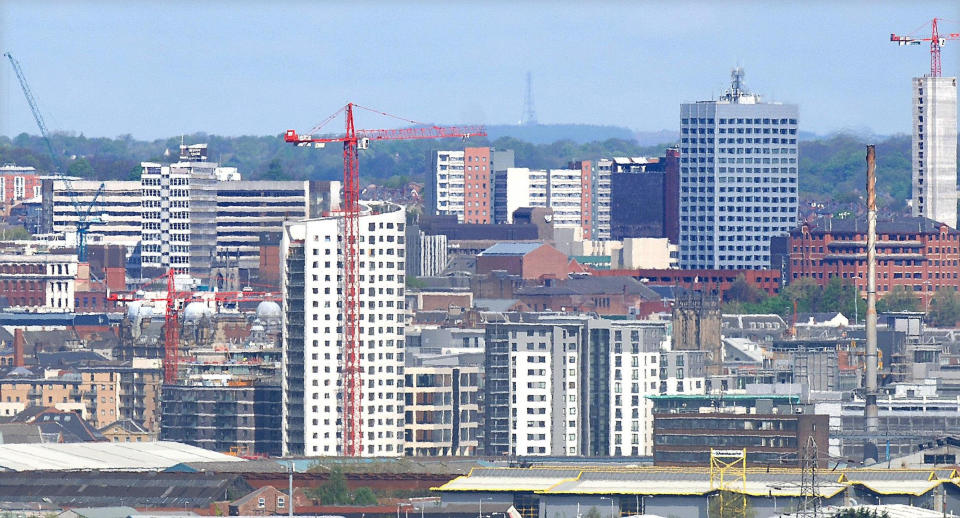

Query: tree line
left=0, top=132, right=933, bottom=212
left=724, top=275, right=960, bottom=327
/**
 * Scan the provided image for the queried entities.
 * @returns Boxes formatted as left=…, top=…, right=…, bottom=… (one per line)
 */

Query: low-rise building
left=0, top=369, right=120, bottom=428
left=0, top=254, right=77, bottom=311
left=652, top=412, right=829, bottom=467
left=475, top=242, right=570, bottom=280
left=514, top=276, right=665, bottom=317
left=0, top=166, right=40, bottom=217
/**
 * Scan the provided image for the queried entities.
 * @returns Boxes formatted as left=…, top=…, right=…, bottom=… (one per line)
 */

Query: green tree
left=406, top=276, right=427, bottom=289
left=927, top=288, right=960, bottom=327
left=584, top=507, right=602, bottom=518
left=351, top=486, right=378, bottom=505
left=262, top=158, right=288, bottom=181
left=304, top=467, right=351, bottom=505
left=0, top=226, right=31, bottom=240
left=724, top=275, right=766, bottom=305
left=877, top=286, right=921, bottom=312
left=67, top=157, right=94, bottom=178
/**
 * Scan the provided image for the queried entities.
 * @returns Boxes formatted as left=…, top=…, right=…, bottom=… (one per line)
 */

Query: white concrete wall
left=913, top=76, right=958, bottom=228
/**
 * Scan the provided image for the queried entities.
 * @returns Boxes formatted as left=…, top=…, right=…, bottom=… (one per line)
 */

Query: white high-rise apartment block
left=911, top=76, right=958, bottom=228
left=484, top=317, right=664, bottom=457
left=140, top=145, right=218, bottom=279
left=500, top=168, right=586, bottom=229
left=51, top=180, right=143, bottom=251
left=679, top=68, right=798, bottom=269
left=594, top=159, right=613, bottom=239
left=282, top=202, right=406, bottom=457
left=427, top=148, right=514, bottom=224
left=429, top=150, right=465, bottom=220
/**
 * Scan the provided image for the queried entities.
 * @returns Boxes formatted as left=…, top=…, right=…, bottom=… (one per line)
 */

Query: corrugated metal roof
left=0, top=441, right=244, bottom=471
left=479, top=242, right=543, bottom=257
left=434, top=467, right=954, bottom=499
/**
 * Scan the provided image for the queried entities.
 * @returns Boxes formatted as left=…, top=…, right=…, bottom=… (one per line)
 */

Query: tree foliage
left=302, top=468, right=378, bottom=506
left=727, top=277, right=864, bottom=322
left=1, top=132, right=939, bottom=215
left=876, top=285, right=921, bottom=313
left=926, top=288, right=960, bottom=327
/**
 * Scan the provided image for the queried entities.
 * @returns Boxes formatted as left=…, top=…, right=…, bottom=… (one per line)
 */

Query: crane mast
left=4, top=52, right=104, bottom=261
left=284, top=103, right=484, bottom=455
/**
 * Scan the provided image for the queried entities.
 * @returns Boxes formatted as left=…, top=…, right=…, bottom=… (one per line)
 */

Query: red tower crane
left=890, top=17, right=960, bottom=77
left=284, top=103, right=485, bottom=456
left=110, top=268, right=281, bottom=383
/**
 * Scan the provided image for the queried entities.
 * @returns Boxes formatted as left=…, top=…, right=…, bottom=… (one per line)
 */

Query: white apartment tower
left=499, top=167, right=592, bottom=234
left=593, top=159, right=613, bottom=239
left=679, top=68, right=798, bottom=269
left=282, top=202, right=406, bottom=456
left=484, top=317, right=663, bottom=457
left=427, top=147, right=514, bottom=223
left=912, top=76, right=958, bottom=228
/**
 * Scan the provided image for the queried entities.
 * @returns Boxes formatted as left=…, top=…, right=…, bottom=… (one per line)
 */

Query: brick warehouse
left=788, top=216, right=960, bottom=305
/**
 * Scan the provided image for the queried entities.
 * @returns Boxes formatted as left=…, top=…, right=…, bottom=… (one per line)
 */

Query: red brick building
left=515, top=276, right=667, bottom=316
left=0, top=166, right=40, bottom=215
left=788, top=216, right=960, bottom=305
left=228, top=485, right=289, bottom=516
left=475, top=242, right=570, bottom=280
left=594, top=267, right=782, bottom=297
left=463, top=147, right=491, bottom=224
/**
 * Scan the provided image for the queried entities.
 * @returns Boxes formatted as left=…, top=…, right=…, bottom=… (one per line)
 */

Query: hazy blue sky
left=1, top=1, right=957, bottom=140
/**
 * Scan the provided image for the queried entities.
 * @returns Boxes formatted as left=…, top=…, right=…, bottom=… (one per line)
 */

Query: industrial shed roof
left=0, top=470, right=250, bottom=508
left=434, top=467, right=960, bottom=499
left=0, top=441, right=244, bottom=471
left=478, top=242, right=543, bottom=257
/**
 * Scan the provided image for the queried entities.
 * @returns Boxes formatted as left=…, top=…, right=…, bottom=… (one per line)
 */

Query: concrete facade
left=484, top=317, right=665, bottom=457
left=0, top=254, right=77, bottom=311
left=281, top=202, right=405, bottom=457
left=679, top=72, right=798, bottom=269
left=403, top=366, right=481, bottom=456
left=912, top=76, right=958, bottom=228
left=428, top=148, right=514, bottom=224
left=140, top=148, right=218, bottom=279
left=499, top=167, right=591, bottom=233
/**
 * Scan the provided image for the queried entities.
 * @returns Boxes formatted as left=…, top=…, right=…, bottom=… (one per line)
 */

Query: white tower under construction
left=281, top=202, right=406, bottom=457
left=911, top=76, right=958, bottom=228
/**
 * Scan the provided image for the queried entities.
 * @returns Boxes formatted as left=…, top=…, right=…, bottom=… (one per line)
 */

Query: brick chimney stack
left=13, top=328, right=25, bottom=368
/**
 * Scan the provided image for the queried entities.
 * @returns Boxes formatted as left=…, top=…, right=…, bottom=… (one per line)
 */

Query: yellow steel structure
left=710, top=448, right=748, bottom=517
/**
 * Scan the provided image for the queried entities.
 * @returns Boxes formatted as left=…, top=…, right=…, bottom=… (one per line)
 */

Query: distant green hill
left=484, top=124, right=636, bottom=144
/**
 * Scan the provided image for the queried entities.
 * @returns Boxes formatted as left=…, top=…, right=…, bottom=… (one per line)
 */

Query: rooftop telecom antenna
left=723, top=66, right=750, bottom=103
left=521, top=71, right=538, bottom=125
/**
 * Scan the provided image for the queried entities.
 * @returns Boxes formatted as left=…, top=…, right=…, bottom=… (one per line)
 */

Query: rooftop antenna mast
left=521, top=71, right=538, bottom=126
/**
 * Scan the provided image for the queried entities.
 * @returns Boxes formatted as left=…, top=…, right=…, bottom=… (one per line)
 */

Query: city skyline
left=1, top=1, right=956, bottom=140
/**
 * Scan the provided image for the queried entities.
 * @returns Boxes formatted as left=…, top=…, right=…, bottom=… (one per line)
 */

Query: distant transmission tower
left=521, top=71, right=538, bottom=126
left=798, top=436, right=822, bottom=518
